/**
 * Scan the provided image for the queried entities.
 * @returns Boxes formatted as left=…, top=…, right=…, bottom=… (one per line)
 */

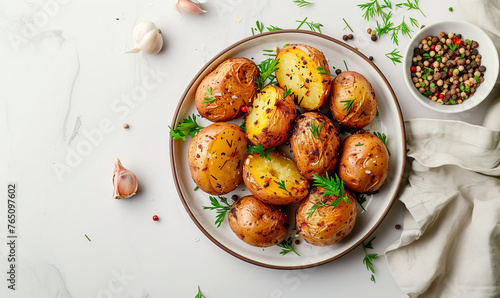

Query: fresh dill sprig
left=409, top=17, right=419, bottom=28
left=310, top=120, right=325, bottom=141
left=246, top=144, right=275, bottom=161
left=373, top=132, right=391, bottom=155
left=239, top=120, right=247, bottom=132
left=362, top=237, right=379, bottom=283
left=202, top=196, right=232, bottom=228
left=316, top=66, right=334, bottom=76
left=283, top=86, right=293, bottom=98
left=278, top=236, right=301, bottom=256
left=358, top=0, right=386, bottom=21
left=256, top=58, right=280, bottom=90
left=195, top=286, right=205, bottom=298
left=374, top=11, right=393, bottom=38
left=266, top=25, right=283, bottom=31
left=385, top=48, right=403, bottom=65
left=293, top=0, right=313, bottom=7
left=169, top=114, right=205, bottom=141
left=396, top=0, right=426, bottom=17
left=202, top=87, right=216, bottom=104
left=296, top=17, right=323, bottom=33
left=307, top=173, right=351, bottom=218
left=343, top=18, right=353, bottom=32
left=341, top=99, right=355, bottom=115
left=277, top=180, right=291, bottom=194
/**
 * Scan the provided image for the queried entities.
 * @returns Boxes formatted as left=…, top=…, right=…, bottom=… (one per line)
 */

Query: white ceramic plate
left=170, top=30, right=406, bottom=269
left=403, top=20, right=499, bottom=113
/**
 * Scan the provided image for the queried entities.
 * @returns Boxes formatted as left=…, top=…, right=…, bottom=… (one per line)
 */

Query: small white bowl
left=403, top=20, right=499, bottom=113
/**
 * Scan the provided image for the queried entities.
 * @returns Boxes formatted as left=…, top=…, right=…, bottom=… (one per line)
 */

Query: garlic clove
left=176, top=0, right=207, bottom=15
left=137, top=29, right=163, bottom=55
left=113, top=158, right=138, bottom=199
left=127, top=21, right=163, bottom=55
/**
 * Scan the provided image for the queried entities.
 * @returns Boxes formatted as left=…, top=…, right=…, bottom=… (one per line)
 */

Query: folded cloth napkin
left=385, top=119, right=500, bottom=298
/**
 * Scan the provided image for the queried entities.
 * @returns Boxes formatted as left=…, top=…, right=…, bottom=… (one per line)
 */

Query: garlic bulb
left=176, top=0, right=207, bottom=15
left=127, top=21, right=163, bottom=55
left=113, top=158, right=138, bottom=199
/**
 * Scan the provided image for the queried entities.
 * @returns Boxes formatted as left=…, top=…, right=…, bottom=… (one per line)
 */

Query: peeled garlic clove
left=176, top=0, right=207, bottom=15
left=126, top=21, right=163, bottom=55
left=113, top=158, right=138, bottom=199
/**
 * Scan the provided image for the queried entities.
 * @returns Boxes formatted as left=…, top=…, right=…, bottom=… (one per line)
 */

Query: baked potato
left=290, top=112, right=341, bottom=180
left=195, top=58, right=259, bottom=122
left=296, top=186, right=357, bottom=247
left=188, top=123, right=247, bottom=195
left=338, top=130, right=390, bottom=193
left=228, top=195, right=289, bottom=247
left=245, top=85, right=297, bottom=148
left=243, top=151, right=309, bottom=205
left=329, top=71, right=377, bottom=128
left=275, top=44, right=332, bottom=110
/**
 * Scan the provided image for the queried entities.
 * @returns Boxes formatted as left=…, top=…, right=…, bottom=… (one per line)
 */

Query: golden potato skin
left=242, top=151, right=309, bottom=205
left=228, top=195, right=289, bottom=248
left=195, top=58, right=258, bottom=122
left=188, top=123, right=247, bottom=195
left=329, top=71, right=377, bottom=128
left=338, top=130, right=390, bottom=193
left=290, top=112, right=341, bottom=180
left=275, top=44, right=332, bottom=110
left=245, top=85, right=297, bottom=149
left=296, top=187, right=357, bottom=247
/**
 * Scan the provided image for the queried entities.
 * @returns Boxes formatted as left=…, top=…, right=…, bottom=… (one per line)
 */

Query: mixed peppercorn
left=410, top=32, right=486, bottom=105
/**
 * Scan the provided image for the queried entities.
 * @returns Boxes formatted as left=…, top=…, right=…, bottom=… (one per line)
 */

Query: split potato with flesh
left=228, top=195, right=289, bottom=248
left=296, top=186, right=357, bottom=247
left=290, top=112, right=341, bottom=180
left=188, top=123, right=247, bottom=195
left=245, top=85, right=297, bottom=149
left=338, top=130, right=390, bottom=193
left=329, top=71, right=377, bottom=128
left=195, top=57, right=259, bottom=122
left=243, top=151, right=309, bottom=205
left=275, top=44, right=332, bottom=110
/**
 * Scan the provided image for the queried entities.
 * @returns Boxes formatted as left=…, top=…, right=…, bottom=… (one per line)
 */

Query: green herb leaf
left=266, top=25, right=283, bottom=31
left=169, top=114, right=205, bottom=141
left=373, top=132, right=391, bottom=156
left=449, top=43, right=458, bottom=51
left=307, top=173, right=351, bottom=218
left=193, top=186, right=199, bottom=191
left=195, top=286, right=205, bottom=298
left=293, top=0, right=313, bottom=7
left=256, top=58, right=280, bottom=90
left=449, top=7, right=453, bottom=12
left=358, top=0, right=386, bottom=21
left=316, top=66, right=334, bottom=76
left=343, top=18, right=353, bottom=32
left=355, top=143, right=364, bottom=146
left=240, top=120, right=247, bottom=132
left=356, top=193, right=367, bottom=211
left=202, top=87, right=216, bottom=104
left=246, top=144, right=275, bottom=161
left=263, top=49, right=276, bottom=57
left=409, top=17, right=419, bottom=28
left=398, top=0, right=426, bottom=17
left=341, top=99, right=355, bottom=115
left=385, top=48, right=403, bottom=65
left=474, top=75, right=480, bottom=83
left=310, top=120, right=325, bottom=141
left=362, top=237, right=379, bottom=283
left=85, top=234, right=91, bottom=242
left=343, top=60, right=349, bottom=72
left=278, top=236, right=301, bottom=256
left=203, top=196, right=232, bottom=228
left=296, top=17, right=323, bottom=33
left=277, top=180, right=291, bottom=194
left=283, top=86, right=293, bottom=98
left=256, top=20, right=264, bottom=33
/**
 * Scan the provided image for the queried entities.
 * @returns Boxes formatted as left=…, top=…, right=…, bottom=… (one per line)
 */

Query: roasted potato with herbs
left=329, top=71, right=377, bottom=128
left=275, top=44, right=332, bottom=110
left=290, top=112, right=341, bottom=180
left=296, top=186, right=357, bottom=247
left=188, top=123, right=247, bottom=195
left=243, top=151, right=309, bottom=205
left=195, top=58, right=259, bottom=122
left=245, top=85, right=297, bottom=149
left=228, top=195, right=289, bottom=248
left=338, top=130, right=389, bottom=193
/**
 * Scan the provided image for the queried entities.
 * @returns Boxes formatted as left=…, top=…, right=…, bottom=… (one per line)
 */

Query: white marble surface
left=0, top=1, right=494, bottom=297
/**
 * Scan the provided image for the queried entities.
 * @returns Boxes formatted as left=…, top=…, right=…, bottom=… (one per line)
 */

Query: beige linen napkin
left=385, top=1, right=500, bottom=297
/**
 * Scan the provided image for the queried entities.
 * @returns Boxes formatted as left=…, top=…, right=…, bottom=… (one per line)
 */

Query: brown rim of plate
left=169, top=29, right=407, bottom=270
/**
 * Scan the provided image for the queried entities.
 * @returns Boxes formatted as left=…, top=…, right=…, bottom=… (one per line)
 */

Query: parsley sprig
left=247, top=144, right=275, bottom=161
left=202, top=196, right=232, bottom=228
left=310, top=120, right=325, bottom=141
left=373, top=132, right=391, bottom=155
left=278, top=236, right=300, bottom=256
left=293, top=0, right=313, bottom=7
left=362, top=237, right=379, bottom=283
left=307, top=173, right=351, bottom=218
left=202, top=87, right=216, bottom=104
left=341, top=99, right=355, bottom=115
left=256, top=58, right=280, bottom=90
left=169, top=114, right=205, bottom=141
left=296, top=17, right=323, bottom=33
